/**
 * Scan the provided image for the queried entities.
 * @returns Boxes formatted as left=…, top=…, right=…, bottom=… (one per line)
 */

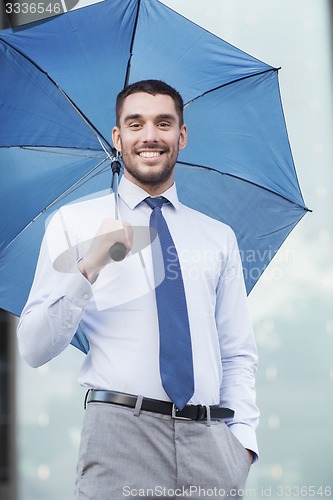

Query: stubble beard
left=120, top=142, right=179, bottom=193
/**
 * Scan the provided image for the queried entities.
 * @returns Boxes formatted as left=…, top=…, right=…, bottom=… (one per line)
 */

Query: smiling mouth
left=138, top=151, right=163, bottom=158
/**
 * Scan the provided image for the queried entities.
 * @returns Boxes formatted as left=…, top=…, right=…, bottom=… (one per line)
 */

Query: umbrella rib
left=247, top=206, right=308, bottom=295
left=176, top=163, right=207, bottom=171
left=1, top=157, right=110, bottom=256
left=184, top=67, right=280, bottom=108
left=4, top=146, right=106, bottom=159
left=123, top=0, right=141, bottom=89
left=0, top=37, right=115, bottom=155
left=160, top=0, right=277, bottom=73
left=176, top=161, right=311, bottom=212
left=42, top=158, right=111, bottom=212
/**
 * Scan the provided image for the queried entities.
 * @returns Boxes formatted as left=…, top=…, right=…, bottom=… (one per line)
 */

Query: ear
left=112, top=126, right=122, bottom=152
left=178, top=124, right=187, bottom=151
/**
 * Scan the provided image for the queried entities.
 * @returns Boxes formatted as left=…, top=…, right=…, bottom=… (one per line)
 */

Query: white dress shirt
left=17, top=176, right=259, bottom=456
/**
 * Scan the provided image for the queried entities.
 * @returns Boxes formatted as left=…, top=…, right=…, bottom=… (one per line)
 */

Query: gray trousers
left=75, top=401, right=251, bottom=499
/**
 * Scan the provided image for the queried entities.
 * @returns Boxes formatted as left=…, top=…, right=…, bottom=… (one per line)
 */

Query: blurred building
left=0, top=311, right=16, bottom=500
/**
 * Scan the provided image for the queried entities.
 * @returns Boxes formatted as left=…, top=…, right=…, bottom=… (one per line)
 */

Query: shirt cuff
left=62, top=268, right=93, bottom=309
left=228, top=423, right=259, bottom=463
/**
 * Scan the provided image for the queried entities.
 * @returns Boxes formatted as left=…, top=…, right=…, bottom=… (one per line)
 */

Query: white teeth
left=139, top=151, right=161, bottom=158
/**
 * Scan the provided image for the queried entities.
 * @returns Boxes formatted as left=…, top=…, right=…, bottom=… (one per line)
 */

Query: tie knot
left=145, top=196, right=168, bottom=210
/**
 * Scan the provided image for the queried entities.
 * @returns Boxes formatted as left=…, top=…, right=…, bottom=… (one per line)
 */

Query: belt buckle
left=171, top=404, right=192, bottom=421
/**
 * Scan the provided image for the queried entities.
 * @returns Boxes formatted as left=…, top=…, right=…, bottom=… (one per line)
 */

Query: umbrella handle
left=110, top=160, right=126, bottom=262
left=110, top=242, right=127, bottom=262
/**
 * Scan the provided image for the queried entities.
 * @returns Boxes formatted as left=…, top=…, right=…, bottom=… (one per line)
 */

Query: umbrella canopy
left=0, top=0, right=309, bottom=352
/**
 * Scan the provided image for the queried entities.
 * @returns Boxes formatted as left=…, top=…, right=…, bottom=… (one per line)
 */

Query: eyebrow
left=123, top=113, right=177, bottom=123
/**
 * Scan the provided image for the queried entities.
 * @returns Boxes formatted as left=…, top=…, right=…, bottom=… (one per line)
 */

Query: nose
left=142, top=122, right=159, bottom=143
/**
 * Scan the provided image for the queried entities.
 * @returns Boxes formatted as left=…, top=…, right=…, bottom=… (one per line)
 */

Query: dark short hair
left=115, top=79, right=184, bottom=126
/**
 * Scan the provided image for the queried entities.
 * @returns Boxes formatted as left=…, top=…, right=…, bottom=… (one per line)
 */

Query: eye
left=128, top=122, right=142, bottom=129
left=158, top=122, right=171, bottom=128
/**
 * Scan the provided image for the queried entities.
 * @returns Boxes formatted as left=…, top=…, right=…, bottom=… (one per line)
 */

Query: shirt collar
left=118, top=176, right=180, bottom=211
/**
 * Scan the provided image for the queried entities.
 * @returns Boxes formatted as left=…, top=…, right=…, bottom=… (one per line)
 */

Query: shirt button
left=83, top=294, right=89, bottom=300
left=65, top=321, right=72, bottom=329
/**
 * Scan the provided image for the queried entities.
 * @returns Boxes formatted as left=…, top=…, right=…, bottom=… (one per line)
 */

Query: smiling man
left=17, top=80, right=259, bottom=500
left=112, top=89, right=187, bottom=194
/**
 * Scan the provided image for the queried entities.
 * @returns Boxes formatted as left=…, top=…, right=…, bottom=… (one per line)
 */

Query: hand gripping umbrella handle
left=110, top=158, right=126, bottom=262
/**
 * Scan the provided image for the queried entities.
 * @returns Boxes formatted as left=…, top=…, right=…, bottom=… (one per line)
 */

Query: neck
left=123, top=172, right=174, bottom=196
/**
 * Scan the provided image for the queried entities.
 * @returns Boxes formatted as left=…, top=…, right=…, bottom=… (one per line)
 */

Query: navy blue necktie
left=145, top=196, right=194, bottom=410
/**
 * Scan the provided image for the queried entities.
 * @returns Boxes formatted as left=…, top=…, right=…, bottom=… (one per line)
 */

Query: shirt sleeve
left=16, top=208, right=93, bottom=368
left=215, top=227, right=260, bottom=461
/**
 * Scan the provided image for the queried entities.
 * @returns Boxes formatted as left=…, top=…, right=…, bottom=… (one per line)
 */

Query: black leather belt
left=85, top=389, right=234, bottom=421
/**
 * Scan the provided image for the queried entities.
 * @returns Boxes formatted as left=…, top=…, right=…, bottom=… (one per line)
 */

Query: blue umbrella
left=0, top=0, right=309, bottom=352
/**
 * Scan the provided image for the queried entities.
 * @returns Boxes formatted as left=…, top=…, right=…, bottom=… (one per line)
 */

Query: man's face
left=112, top=92, right=187, bottom=193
